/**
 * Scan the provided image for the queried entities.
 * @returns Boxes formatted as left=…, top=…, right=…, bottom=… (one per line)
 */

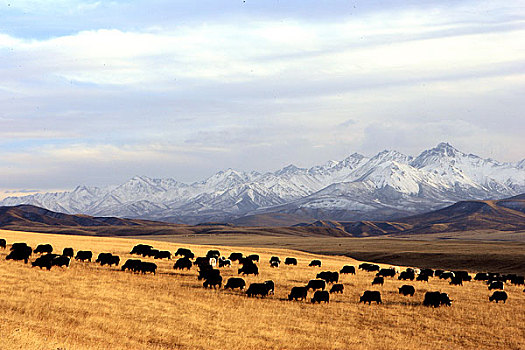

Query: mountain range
left=1, top=142, right=524, bottom=224
left=1, top=194, right=523, bottom=238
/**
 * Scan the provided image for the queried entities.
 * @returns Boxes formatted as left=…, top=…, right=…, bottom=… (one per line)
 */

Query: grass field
left=0, top=229, right=524, bottom=350
left=136, top=233, right=525, bottom=275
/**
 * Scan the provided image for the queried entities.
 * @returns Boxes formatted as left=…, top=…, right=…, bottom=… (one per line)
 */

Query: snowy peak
left=433, top=142, right=461, bottom=157
left=199, top=168, right=260, bottom=191
left=275, top=164, right=305, bottom=176
left=370, top=149, right=413, bottom=164
left=411, top=142, right=466, bottom=168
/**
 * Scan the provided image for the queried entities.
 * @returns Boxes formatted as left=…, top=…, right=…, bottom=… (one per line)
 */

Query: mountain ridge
left=1, top=142, right=524, bottom=224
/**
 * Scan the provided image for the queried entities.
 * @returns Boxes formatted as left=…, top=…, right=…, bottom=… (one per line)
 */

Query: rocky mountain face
left=2, top=143, right=524, bottom=224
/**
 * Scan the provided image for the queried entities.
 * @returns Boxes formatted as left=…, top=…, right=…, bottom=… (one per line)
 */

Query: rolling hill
left=0, top=204, right=349, bottom=237
left=296, top=195, right=525, bottom=236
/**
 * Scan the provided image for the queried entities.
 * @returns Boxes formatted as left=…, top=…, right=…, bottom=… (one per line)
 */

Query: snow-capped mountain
left=2, top=143, right=524, bottom=224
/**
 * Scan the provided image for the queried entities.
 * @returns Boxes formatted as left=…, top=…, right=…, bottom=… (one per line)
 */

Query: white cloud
left=0, top=1, right=524, bottom=189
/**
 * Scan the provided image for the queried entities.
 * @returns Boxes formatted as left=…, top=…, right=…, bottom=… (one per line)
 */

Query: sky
left=1, top=0, right=524, bottom=196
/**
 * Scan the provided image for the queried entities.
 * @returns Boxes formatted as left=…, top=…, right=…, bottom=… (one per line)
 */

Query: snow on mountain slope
left=1, top=143, right=524, bottom=223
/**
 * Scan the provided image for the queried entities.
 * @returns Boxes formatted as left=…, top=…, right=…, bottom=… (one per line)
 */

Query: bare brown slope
left=297, top=196, right=525, bottom=236
left=397, top=199, right=525, bottom=233
left=0, top=205, right=349, bottom=237
left=0, top=205, right=175, bottom=228
left=230, top=212, right=316, bottom=227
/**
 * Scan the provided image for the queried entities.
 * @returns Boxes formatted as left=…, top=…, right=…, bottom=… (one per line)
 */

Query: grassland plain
left=0, top=229, right=524, bottom=350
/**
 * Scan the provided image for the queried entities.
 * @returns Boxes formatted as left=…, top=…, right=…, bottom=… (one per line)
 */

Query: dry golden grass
left=0, top=229, right=524, bottom=350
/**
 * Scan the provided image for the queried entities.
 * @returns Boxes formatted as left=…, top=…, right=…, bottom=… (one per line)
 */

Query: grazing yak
left=120, top=259, right=156, bottom=273
left=264, top=280, right=275, bottom=295
left=138, top=261, right=157, bottom=274
left=475, top=272, right=490, bottom=281
left=31, top=254, right=58, bottom=270
left=489, top=291, right=508, bottom=303
left=420, top=268, right=434, bottom=277
left=439, top=272, right=455, bottom=280
left=270, top=260, right=280, bottom=268
left=398, top=285, right=415, bottom=296
left=96, top=253, right=120, bottom=266
left=121, top=259, right=142, bottom=272
left=246, top=283, right=271, bottom=297
left=389, top=266, right=401, bottom=274
left=175, top=248, right=194, bottom=259
left=377, top=268, right=396, bottom=278
left=284, top=257, right=297, bottom=266
left=317, top=271, right=339, bottom=284
left=154, top=250, right=171, bottom=260
left=203, top=274, right=222, bottom=289
left=199, top=267, right=221, bottom=281
left=34, top=244, right=53, bottom=254
left=247, top=254, right=259, bottom=262
left=416, top=274, right=429, bottom=282
left=450, top=276, right=463, bottom=286
left=340, top=265, right=356, bottom=275
left=52, top=255, right=70, bottom=268
left=269, top=256, right=281, bottom=264
left=130, top=244, right=153, bottom=256
left=173, top=257, right=193, bottom=270
left=488, top=281, right=504, bottom=290
left=31, top=254, right=70, bottom=270
left=510, top=275, right=524, bottom=286
left=143, top=249, right=159, bottom=258
left=228, top=252, right=243, bottom=262
left=238, top=262, right=259, bottom=276
left=330, top=284, right=344, bottom=294
left=359, top=263, right=380, bottom=272
left=311, top=290, right=330, bottom=303
left=206, top=250, right=221, bottom=259
left=372, top=277, right=384, bottom=286
left=398, top=271, right=415, bottom=281
left=306, top=279, right=326, bottom=291
left=62, top=247, right=74, bottom=258
left=453, top=271, right=471, bottom=281
left=6, top=243, right=32, bottom=263
left=194, top=257, right=210, bottom=268
left=360, top=291, right=382, bottom=305
left=423, top=291, right=452, bottom=307
left=0, top=238, right=6, bottom=249
left=75, top=251, right=93, bottom=262
left=309, top=259, right=322, bottom=267
left=224, top=277, right=246, bottom=290
left=218, top=257, right=231, bottom=267
left=288, top=286, right=308, bottom=301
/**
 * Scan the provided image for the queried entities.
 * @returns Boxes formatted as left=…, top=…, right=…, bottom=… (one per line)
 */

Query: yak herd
left=1, top=238, right=524, bottom=307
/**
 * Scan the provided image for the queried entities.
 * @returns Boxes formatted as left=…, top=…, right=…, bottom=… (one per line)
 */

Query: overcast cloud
left=0, top=0, right=524, bottom=196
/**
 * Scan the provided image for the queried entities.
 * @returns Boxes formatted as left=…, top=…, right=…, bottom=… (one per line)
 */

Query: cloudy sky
left=1, top=0, right=524, bottom=196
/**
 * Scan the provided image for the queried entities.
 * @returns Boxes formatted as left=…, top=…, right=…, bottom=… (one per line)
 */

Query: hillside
left=0, top=229, right=523, bottom=350
left=0, top=204, right=349, bottom=237
left=0, top=204, right=169, bottom=228
left=296, top=195, right=525, bottom=236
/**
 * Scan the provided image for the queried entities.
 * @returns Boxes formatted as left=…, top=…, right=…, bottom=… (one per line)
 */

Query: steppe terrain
left=143, top=233, right=525, bottom=275
left=1, top=229, right=524, bottom=350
